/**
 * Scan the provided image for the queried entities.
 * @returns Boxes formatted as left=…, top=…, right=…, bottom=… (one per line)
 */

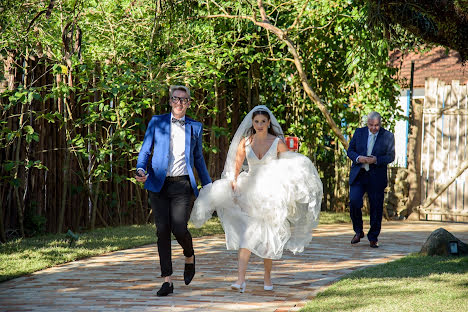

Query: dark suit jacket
left=136, top=113, right=211, bottom=197
left=347, top=126, right=395, bottom=189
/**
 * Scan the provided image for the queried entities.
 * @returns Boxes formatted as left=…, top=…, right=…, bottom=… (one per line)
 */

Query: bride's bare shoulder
left=239, top=136, right=253, bottom=147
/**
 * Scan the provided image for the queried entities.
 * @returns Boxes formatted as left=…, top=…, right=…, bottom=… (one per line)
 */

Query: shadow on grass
left=341, top=254, right=468, bottom=280
left=303, top=255, right=468, bottom=312
left=0, top=220, right=225, bottom=283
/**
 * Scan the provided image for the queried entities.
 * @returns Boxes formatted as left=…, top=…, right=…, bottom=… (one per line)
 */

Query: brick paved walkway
left=1, top=221, right=467, bottom=311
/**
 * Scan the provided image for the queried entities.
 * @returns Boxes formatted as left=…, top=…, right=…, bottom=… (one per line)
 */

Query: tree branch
left=267, top=57, right=295, bottom=63
left=202, top=1, right=349, bottom=149
left=199, top=14, right=256, bottom=22
left=45, top=0, right=56, bottom=18
left=26, top=10, right=47, bottom=32
left=257, top=0, right=268, bottom=21
left=300, top=17, right=336, bottom=32
left=209, top=0, right=230, bottom=16
left=287, top=0, right=309, bottom=32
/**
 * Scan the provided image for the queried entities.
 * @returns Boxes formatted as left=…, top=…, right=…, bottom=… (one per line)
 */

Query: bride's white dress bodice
left=244, top=137, right=279, bottom=170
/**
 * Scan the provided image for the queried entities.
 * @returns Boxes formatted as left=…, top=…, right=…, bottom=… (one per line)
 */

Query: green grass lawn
left=301, top=254, right=468, bottom=312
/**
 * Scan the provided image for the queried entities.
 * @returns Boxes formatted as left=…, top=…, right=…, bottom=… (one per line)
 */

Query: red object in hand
left=285, top=136, right=299, bottom=151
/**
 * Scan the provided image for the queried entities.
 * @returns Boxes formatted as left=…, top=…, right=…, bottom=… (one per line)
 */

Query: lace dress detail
left=190, top=137, right=323, bottom=259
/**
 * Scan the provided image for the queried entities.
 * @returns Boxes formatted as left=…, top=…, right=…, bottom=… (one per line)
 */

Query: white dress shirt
left=167, top=114, right=188, bottom=177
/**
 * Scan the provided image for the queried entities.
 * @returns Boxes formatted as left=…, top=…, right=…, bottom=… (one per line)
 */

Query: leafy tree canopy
left=367, top=0, right=468, bottom=61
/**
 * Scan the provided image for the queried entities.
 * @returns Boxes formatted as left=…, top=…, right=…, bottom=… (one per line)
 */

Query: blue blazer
left=347, top=127, right=395, bottom=189
left=136, top=113, right=211, bottom=197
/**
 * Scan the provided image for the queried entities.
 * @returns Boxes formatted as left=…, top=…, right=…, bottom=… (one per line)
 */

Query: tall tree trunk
left=115, top=178, right=122, bottom=226
left=14, top=55, right=29, bottom=237
left=135, top=181, right=145, bottom=224
left=332, top=145, right=341, bottom=212
left=247, top=69, right=252, bottom=111
left=0, top=199, right=5, bottom=243
left=218, top=83, right=228, bottom=178
left=57, top=63, right=74, bottom=233
left=90, top=181, right=101, bottom=230
left=208, top=79, right=219, bottom=175
left=231, top=77, right=242, bottom=137
left=57, top=149, right=70, bottom=233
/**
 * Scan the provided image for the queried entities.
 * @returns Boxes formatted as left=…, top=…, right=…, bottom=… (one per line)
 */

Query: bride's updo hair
left=245, top=109, right=281, bottom=138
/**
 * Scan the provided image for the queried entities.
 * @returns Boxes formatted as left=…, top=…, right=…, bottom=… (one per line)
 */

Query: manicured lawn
left=301, top=254, right=468, bottom=312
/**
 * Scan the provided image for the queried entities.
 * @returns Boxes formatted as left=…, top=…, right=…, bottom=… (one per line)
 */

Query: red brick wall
left=390, top=47, right=468, bottom=88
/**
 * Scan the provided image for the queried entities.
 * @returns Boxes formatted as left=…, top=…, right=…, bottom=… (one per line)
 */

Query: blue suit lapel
left=184, top=120, right=192, bottom=163
left=363, top=127, right=370, bottom=155
left=371, top=128, right=385, bottom=154
left=163, top=113, right=171, bottom=134
left=161, top=114, right=171, bottom=166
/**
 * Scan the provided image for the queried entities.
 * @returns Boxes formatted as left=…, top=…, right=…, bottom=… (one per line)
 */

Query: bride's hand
left=231, top=180, right=237, bottom=191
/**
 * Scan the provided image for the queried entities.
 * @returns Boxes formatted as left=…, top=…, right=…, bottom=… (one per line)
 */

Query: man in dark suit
left=347, top=112, right=395, bottom=248
left=135, top=85, right=211, bottom=296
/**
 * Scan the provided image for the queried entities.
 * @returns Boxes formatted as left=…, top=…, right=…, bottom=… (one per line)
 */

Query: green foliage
left=0, top=0, right=408, bottom=235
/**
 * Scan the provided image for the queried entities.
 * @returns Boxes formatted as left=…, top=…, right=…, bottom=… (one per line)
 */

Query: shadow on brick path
left=1, top=221, right=467, bottom=311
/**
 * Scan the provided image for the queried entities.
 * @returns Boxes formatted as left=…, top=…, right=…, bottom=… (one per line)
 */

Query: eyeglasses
left=170, top=96, right=190, bottom=104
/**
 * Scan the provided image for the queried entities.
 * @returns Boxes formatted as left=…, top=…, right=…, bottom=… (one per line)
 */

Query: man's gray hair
left=367, top=111, right=382, bottom=124
left=169, top=85, right=191, bottom=99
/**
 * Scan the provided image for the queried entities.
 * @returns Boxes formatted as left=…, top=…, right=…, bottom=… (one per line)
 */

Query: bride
left=190, top=105, right=323, bottom=293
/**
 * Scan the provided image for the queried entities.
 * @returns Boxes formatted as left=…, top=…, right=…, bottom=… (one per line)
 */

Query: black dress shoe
left=184, top=254, right=195, bottom=285
left=351, top=232, right=364, bottom=244
left=156, top=282, right=173, bottom=296
left=370, top=241, right=379, bottom=248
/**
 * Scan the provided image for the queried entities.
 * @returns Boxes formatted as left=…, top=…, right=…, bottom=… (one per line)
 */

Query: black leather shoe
left=351, top=232, right=364, bottom=244
left=156, top=282, right=173, bottom=296
left=370, top=241, right=379, bottom=248
left=184, top=254, right=195, bottom=285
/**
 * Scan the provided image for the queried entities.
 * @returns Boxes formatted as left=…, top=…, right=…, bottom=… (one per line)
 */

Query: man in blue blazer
left=135, top=85, right=211, bottom=296
left=347, top=112, right=395, bottom=248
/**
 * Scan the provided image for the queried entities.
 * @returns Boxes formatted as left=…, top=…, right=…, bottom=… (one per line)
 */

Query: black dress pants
left=148, top=176, right=194, bottom=277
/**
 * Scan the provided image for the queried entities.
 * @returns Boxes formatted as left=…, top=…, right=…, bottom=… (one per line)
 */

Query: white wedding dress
left=190, top=136, right=323, bottom=259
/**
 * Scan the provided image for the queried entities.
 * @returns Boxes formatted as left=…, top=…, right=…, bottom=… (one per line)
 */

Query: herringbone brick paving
left=1, top=221, right=467, bottom=311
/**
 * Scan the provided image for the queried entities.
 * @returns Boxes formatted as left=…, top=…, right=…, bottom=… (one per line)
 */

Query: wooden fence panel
left=453, top=81, right=464, bottom=214
left=458, top=84, right=468, bottom=213
left=421, top=78, right=468, bottom=221
left=443, top=84, right=454, bottom=215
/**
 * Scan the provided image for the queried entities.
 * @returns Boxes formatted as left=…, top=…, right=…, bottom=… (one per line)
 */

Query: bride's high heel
left=231, top=282, right=246, bottom=293
left=264, top=284, right=273, bottom=291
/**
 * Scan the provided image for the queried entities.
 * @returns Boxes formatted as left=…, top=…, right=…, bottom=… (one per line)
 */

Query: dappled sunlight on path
left=1, top=221, right=467, bottom=311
